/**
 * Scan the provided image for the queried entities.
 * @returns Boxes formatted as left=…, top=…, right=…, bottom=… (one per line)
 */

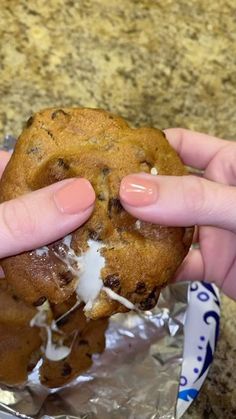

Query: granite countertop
left=0, top=0, right=236, bottom=417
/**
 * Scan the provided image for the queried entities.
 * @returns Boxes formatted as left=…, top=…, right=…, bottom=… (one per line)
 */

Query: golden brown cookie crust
left=0, top=279, right=42, bottom=386
left=0, top=108, right=193, bottom=319
left=40, top=298, right=108, bottom=388
left=0, top=280, right=107, bottom=387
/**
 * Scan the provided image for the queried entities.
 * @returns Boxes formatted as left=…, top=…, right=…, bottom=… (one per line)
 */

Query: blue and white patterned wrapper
left=177, top=282, right=220, bottom=418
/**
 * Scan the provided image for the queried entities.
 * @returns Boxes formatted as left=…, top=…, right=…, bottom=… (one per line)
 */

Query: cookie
left=0, top=279, right=42, bottom=385
left=0, top=280, right=107, bottom=387
left=40, top=298, right=108, bottom=388
left=0, top=108, right=193, bottom=319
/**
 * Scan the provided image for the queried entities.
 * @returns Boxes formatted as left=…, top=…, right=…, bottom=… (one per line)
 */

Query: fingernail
left=120, top=175, right=158, bottom=207
left=54, top=179, right=95, bottom=214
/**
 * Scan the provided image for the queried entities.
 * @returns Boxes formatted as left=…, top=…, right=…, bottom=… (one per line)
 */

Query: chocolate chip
left=108, top=115, right=114, bottom=119
left=139, top=288, right=158, bottom=311
left=44, top=128, right=54, bottom=139
left=61, top=363, right=72, bottom=376
left=27, top=146, right=40, bottom=155
left=59, top=271, right=73, bottom=285
left=12, top=294, right=19, bottom=301
left=88, top=229, right=101, bottom=241
left=33, top=296, right=47, bottom=306
left=162, top=130, right=166, bottom=138
left=51, top=109, right=68, bottom=119
left=108, top=198, right=123, bottom=217
left=25, top=116, right=34, bottom=127
left=57, top=316, right=69, bottom=327
left=104, top=274, right=120, bottom=290
left=98, top=193, right=105, bottom=201
left=102, top=167, right=110, bottom=176
left=86, top=353, right=92, bottom=359
left=79, top=339, right=88, bottom=346
left=135, top=282, right=146, bottom=295
left=57, top=158, right=70, bottom=170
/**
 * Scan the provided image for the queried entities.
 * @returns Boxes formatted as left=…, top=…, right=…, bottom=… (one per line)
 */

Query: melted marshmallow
left=76, top=240, right=105, bottom=310
left=60, top=236, right=137, bottom=312
left=151, top=167, right=158, bottom=175
left=45, top=327, right=71, bottom=361
left=30, top=303, right=71, bottom=361
left=61, top=236, right=105, bottom=311
left=35, top=246, right=49, bottom=257
left=103, top=287, right=135, bottom=310
left=36, top=235, right=136, bottom=315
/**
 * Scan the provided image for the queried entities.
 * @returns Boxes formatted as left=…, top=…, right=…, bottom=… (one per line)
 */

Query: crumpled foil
left=0, top=136, right=188, bottom=419
left=0, top=283, right=188, bottom=419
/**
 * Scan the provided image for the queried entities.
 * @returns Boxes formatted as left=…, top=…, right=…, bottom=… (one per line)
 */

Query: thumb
left=0, top=178, right=95, bottom=258
left=119, top=173, right=236, bottom=232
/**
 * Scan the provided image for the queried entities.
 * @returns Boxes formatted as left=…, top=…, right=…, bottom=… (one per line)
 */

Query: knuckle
left=221, top=144, right=236, bottom=183
left=182, top=175, right=207, bottom=217
left=208, top=143, right=236, bottom=185
left=220, top=143, right=236, bottom=163
left=2, top=197, right=37, bottom=241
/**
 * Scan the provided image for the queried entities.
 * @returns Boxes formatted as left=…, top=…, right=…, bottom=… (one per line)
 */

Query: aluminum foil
left=0, top=283, right=188, bottom=419
left=0, top=136, right=189, bottom=419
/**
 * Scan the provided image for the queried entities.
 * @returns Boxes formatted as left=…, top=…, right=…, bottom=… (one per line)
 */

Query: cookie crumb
left=135, top=220, right=141, bottom=230
left=151, top=167, right=158, bottom=175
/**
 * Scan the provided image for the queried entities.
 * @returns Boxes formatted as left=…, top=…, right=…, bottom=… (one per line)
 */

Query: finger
left=120, top=173, right=236, bottom=232
left=174, top=249, right=204, bottom=282
left=0, top=151, right=11, bottom=178
left=164, top=128, right=230, bottom=170
left=0, top=178, right=95, bottom=258
left=204, top=142, right=236, bottom=186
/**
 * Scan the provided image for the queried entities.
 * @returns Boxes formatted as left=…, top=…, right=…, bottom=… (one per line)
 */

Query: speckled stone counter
left=0, top=1, right=236, bottom=417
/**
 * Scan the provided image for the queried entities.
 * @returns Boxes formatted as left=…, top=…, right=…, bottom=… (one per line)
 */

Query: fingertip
left=0, top=177, right=96, bottom=258
left=53, top=178, right=96, bottom=214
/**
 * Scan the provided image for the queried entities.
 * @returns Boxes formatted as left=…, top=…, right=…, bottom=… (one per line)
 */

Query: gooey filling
left=31, top=236, right=135, bottom=360
left=30, top=302, right=71, bottom=361
left=58, top=235, right=135, bottom=312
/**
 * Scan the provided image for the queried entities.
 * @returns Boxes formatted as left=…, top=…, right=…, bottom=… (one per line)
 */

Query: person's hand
left=0, top=151, right=95, bottom=259
left=119, top=129, right=236, bottom=299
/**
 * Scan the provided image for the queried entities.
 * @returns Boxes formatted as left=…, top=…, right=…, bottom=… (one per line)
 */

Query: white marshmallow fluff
left=61, top=236, right=105, bottom=311
left=32, top=237, right=136, bottom=361
left=34, top=235, right=135, bottom=316
left=30, top=302, right=71, bottom=361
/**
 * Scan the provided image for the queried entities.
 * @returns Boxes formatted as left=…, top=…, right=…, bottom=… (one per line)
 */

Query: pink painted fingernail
left=120, top=175, right=158, bottom=207
left=54, top=179, right=95, bottom=214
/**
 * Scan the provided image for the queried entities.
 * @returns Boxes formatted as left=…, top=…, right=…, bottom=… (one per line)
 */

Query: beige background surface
left=0, top=1, right=236, bottom=417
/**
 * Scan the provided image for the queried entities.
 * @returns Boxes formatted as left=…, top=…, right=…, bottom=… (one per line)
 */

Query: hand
left=0, top=151, right=95, bottom=259
left=120, top=129, right=236, bottom=299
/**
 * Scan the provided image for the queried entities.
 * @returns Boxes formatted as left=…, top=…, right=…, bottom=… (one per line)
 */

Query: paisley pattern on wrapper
left=177, top=282, right=220, bottom=418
